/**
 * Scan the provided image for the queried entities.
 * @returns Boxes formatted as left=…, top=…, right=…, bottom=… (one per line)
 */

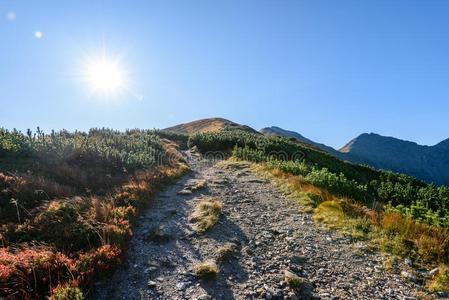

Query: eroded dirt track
left=93, top=156, right=423, bottom=300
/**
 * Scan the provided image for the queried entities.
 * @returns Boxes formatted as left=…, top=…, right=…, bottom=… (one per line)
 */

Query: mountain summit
left=164, top=117, right=258, bottom=135
left=435, top=138, right=449, bottom=150
left=339, top=133, right=449, bottom=185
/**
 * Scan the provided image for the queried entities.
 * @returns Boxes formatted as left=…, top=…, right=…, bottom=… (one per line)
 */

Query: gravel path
left=92, top=155, right=426, bottom=300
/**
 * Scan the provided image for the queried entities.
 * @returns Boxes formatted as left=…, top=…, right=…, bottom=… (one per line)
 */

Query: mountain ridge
left=339, top=132, right=449, bottom=185
left=163, top=117, right=449, bottom=185
left=260, top=126, right=342, bottom=157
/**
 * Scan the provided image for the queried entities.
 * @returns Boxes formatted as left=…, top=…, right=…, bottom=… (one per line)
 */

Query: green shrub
left=266, top=159, right=310, bottom=177
left=152, top=130, right=189, bottom=149
left=305, top=168, right=368, bottom=202
left=0, top=127, right=166, bottom=174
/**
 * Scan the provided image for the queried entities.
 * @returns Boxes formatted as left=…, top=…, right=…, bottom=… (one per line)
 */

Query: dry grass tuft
left=190, top=198, right=222, bottom=233
left=161, top=138, right=186, bottom=165
left=191, top=179, right=207, bottom=191
left=313, top=200, right=345, bottom=228
left=383, top=256, right=399, bottom=272
left=91, top=197, right=114, bottom=223
left=250, top=164, right=334, bottom=211
left=284, top=269, right=304, bottom=288
left=194, top=261, right=218, bottom=279
left=178, top=179, right=206, bottom=195
left=215, top=242, right=238, bottom=262
left=429, top=266, right=449, bottom=292
left=380, top=212, right=449, bottom=263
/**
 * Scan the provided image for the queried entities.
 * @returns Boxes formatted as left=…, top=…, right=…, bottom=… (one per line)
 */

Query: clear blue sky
left=1, top=0, right=449, bottom=149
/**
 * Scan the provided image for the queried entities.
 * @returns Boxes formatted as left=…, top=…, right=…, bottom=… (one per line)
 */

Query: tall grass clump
left=190, top=198, right=222, bottom=233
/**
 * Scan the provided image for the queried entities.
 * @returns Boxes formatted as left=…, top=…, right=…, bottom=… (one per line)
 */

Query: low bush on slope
left=0, top=128, right=188, bottom=299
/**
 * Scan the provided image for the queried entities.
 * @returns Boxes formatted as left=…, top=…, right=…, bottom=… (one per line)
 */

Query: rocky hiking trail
left=93, top=154, right=425, bottom=300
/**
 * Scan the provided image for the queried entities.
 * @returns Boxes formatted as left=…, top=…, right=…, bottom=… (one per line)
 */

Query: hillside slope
left=261, top=126, right=449, bottom=185
left=164, top=118, right=259, bottom=135
left=261, top=126, right=342, bottom=157
left=340, top=133, right=449, bottom=185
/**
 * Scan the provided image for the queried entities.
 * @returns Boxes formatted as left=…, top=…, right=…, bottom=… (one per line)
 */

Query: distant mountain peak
left=339, top=132, right=424, bottom=152
left=338, top=132, right=449, bottom=185
left=435, top=138, right=449, bottom=149
left=164, top=117, right=259, bottom=135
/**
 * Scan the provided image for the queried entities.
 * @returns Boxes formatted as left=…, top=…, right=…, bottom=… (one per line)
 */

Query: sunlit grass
left=194, top=261, right=219, bottom=279
left=215, top=242, right=238, bottom=262
left=190, top=198, right=222, bottom=233
left=429, top=266, right=449, bottom=292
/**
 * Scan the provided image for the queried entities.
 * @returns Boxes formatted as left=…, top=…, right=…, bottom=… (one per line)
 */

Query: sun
left=78, top=49, right=143, bottom=101
left=83, top=55, right=127, bottom=96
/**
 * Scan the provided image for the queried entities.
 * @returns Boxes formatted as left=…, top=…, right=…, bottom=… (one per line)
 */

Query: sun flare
left=83, top=55, right=127, bottom=96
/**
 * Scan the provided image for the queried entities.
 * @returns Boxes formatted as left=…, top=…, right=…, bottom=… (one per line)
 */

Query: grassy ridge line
left=239, top=159, right=449, bottom=294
